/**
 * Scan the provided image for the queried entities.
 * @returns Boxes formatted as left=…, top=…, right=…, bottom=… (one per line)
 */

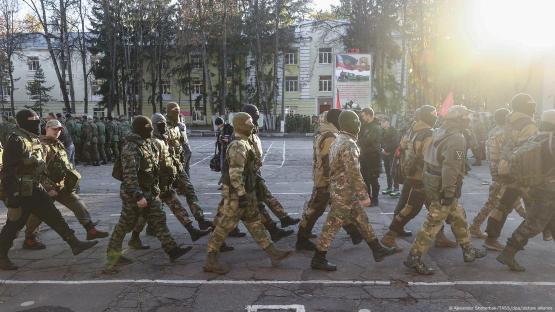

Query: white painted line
left=1, top=279, right=554, bottom=287
left=191, top=141, right=215, bottom=149
left=247, top=305, right=305, bottom=312
left=202, top=192, right=310, bottom=195
left=380, top=212, right=394, bottom=215
left=261, top=141, right=274, bottom=163
left=190, top=155, right=213, bottom=167
left=110, top=214, right=121, bottom=217
left=280, top=141, right=286, bottom=168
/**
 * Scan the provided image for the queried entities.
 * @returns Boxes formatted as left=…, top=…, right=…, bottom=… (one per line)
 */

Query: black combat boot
left=228, top=227, right=247, bottom=238
left=203, top=251, right=230, bottom=274
left=269, top=224, right=294, bottom=242
left=67, top=236, right=98, bottom=256
left=220, top=242, right=234, bottom=252
left=128, top=231, right=150, bottom=250
left=344, top=224, right=363, bottom=245
left=22, top=234, right=46, bottom=250
left=404, top=253, right=434, bottom=275
left=295, top=236, right=316, bottom=251
left=280, top=215, right=300, bottom=228
left=264, top=244, right=293, bottom=267
left=496, top=245, right=525, bottom=272
left=310, top=250, right=337, bottom=271
left=198, top=218, right=214, bottom=231
left=368, top=239, right=396, bottom=262
left=168, top=245, right=193, bottom=262
left=462, top=245, right=487, bottom=263
left=185, top=223, right=212, bottom=242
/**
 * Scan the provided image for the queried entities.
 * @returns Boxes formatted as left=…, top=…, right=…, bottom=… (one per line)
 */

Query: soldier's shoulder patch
left=455, top=150, right=465, bottom=160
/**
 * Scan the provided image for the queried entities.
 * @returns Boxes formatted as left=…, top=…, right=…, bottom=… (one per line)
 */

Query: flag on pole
left=438, top=92, right=454, bottom=116
left=336, top=88, right=341, bottom=109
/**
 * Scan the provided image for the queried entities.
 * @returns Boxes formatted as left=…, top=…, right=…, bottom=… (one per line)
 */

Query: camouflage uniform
left=105, top=119, right=120, bottom=161
left=82, top=118, right=100, bottom=165
left=95, top=118, right=107, bottom=164
left=118, top=119, right=131, bottom=155
left=485, top=112, right=538, bottom=242
left=65, top=118, right=82, bottom=163
left=106, top=132, right=178, bottom=259
left=206, top=133, right=271, bottom=253
left=316, top=132, right=377, bottom=251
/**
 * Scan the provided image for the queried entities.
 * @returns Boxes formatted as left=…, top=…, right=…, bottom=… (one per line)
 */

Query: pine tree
left=25, top=65, right=52, bottom=117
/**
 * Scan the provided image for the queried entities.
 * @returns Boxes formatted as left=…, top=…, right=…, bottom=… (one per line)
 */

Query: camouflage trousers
left=133, top=189, right=194, bottom=233
left=506, top=188, right=555, bottom=250
left=98, top=141, right=107, bottom=163
left=207, top=190, right=271, bottom=253
left=316, top=200, right=377, bottom=252
left=256, top=175, right=288, bottom=219
left=409, top=199, right=471, bottom=256
left=25, top=190, right=93, bottom=236
left=390, top=180, right=429, bottom=234
left=473, top=181, right=526, bottom=228
left=174, top=170, right=205, bottom=220
left=107, top=192, right=177, bottom=256
left=485, top=186, right=525, bottom=239
left=82, top=142, right=99, bottom=163
left=298, top=186, right=354, bottom=240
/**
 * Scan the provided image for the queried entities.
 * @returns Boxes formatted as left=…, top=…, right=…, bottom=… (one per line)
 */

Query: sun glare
left=468, top=0, right=555, bottom=51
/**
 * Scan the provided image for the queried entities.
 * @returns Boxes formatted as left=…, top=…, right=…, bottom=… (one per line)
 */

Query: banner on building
left=333, top=53, right=372, bottom=109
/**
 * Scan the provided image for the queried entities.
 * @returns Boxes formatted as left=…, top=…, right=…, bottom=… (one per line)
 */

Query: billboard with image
left=333, top=53, right=372, bottom=109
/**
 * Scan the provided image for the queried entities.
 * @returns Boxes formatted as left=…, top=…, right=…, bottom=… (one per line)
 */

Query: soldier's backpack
left=507, top=132, right=554, bottom=187
left=402, top=127, right=433, bottom=177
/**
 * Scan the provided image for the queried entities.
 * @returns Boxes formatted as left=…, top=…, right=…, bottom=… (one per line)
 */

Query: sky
left=311, top=0, right=340, bottom=11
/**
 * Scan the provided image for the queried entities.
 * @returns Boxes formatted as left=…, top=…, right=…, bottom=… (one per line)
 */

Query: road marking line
left=202, top=192, right=310, bottom=195
left=110, top=212, right=213, bottom=217
left=193, top=141, right=216, bottom=149
left=247, top=305, right=305, bottom=312
left=280, top=141, right=286, bottom=168
left=190, top=155, right=212, bottom=167
left=380, top=212, right=394, bottom=215
left=1, top=280, right=554, bottom=286
left=261, top=142, right=274, bottom=163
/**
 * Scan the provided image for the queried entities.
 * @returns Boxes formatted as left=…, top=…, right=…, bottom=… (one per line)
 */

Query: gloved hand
left=440, top=197, right=454, bottom=206
left=238, top=195, right=249, bottom=208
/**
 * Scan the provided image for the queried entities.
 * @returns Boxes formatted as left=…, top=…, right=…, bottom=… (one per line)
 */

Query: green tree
left=25, top=65, right=53, bottom=117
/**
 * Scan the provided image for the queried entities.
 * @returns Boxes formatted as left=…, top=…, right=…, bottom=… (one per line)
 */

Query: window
left=191, top=54, right=202, bottom=69
left=0, top=83, right=11, bottom=97
left=28, top=56, right=40, bottom=71
left=319, top=75, right=332, bottom=92
left=285, top=76, right=298, bottom=92
left=92, top=80, right=103, bottom=96
left=318, top=48, right=332, bottom=64
left=285, top=52, right=297, bottom=65
left=160, top=80, right=171, bottom=95
left=192, top=80, right=203, bottom=94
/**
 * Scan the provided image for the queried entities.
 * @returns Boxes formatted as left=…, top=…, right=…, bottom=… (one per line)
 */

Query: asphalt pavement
left=0, top=137, right=554, bottom=312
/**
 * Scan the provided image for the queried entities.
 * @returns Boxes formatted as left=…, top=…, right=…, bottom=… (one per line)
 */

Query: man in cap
left=22, top=119, right=109, bottom=250
left=358, top=107, right=383, bottom=206
left=311, top=110, right=395, bottom=271
left=0, top=109, right=97, bottom=270
left=165, top=102, right=213, bottom=230
left=105, top=115, right=192, bottom=273
left=296, top=109, right=363, bottom=251
left=404, top=105, right=487, bottom=275
left=497, top=110, right=555, bottom=271
left=483, top=93, right=539, bottom=251
left=203, top=112, right=293, bottom=274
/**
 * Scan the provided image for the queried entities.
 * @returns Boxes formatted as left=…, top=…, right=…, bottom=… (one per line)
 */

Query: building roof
left=19, top=32, right=93, bottom=50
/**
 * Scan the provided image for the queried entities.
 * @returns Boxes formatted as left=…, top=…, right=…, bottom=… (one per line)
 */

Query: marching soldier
left=105, top=116, right=120, bottom=162
left=23, top=119, right=109, bottom=250
left=381, top=105, right=456, bottom=251
left=404, top=105, right=487, bottom=275
left=311, top=110, right=395, bottom=271
left=166, top=102, right=213, bottom=229
left=0, top=109, right=97, bottom=270
left=296, top=109, right=362, bottom=251
left=105, top=116, right=191, bottom=273
left=484, top=94, right=538, bottom=251
left=82, top=116, right=100, bottom=166
left=127, top=113, right=211, bottom=249
left=95, top=116, right=108, bottom=165
left=203, top=112, right=293, bottom=275
left=497, top=110, right=555, bottom=271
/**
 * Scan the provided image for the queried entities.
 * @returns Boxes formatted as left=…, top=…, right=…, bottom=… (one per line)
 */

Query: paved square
left=0, top=137, right=554, bottom=311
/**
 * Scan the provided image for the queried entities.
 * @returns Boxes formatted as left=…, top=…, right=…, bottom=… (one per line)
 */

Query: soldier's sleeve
left=2, top=135, right=24, bottom=196
left=517, top=123, right=538, bottom=146
left=40, top=145, right=58, bottom=192
left=321, top=137, right=334, bottom=178
left=419, top=134, right=433, bottom=156
left=121, top=143, right=143, bottom=200
left=227, top=141, right=248, bottom=196
left=440, top=133, right=466, bottom=198
left=345, top=141, right=370, bottom=201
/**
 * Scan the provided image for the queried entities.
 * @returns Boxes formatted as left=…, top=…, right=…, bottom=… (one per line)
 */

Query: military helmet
left=443, top=105, right=473, bottom=120
left=510, top=93, right=536, bottom=116
left=415, top=105, right=438, bottom=127
left=338, top=110, right=361, bottom=135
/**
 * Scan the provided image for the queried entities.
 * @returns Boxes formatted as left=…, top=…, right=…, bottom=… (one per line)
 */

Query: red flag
left=336, top=88, right=341, bottom=109
left=438, top=92, right=454, bottom=116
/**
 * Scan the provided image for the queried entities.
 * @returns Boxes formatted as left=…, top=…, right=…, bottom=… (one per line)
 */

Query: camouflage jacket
left=120, top=133, right=160, bottom=200
left=95, top=121, right=106, bottom=144
left=153, top=133, right=177, bottom=193
left=424, top=123, right=467, bottom=199
left=105, top=121, right=120, bottom=143
left=66, top=120, right=81, bottom=145
left=248, top=133, right=264, bottom=170
left=166, top=119, right=186, bottom=172
left=402, top=120, right=433, bottom=182
left=312, top=121, right=337, bottom=188
left=486, top=125, right=506, bottom=178
left=40, top=135, right=80, bottom=192
left=329, top=132, right=369, bottom=205
left=119, top=121, right=131, bottom=139
left=223, top=133, right=256, bottom=196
